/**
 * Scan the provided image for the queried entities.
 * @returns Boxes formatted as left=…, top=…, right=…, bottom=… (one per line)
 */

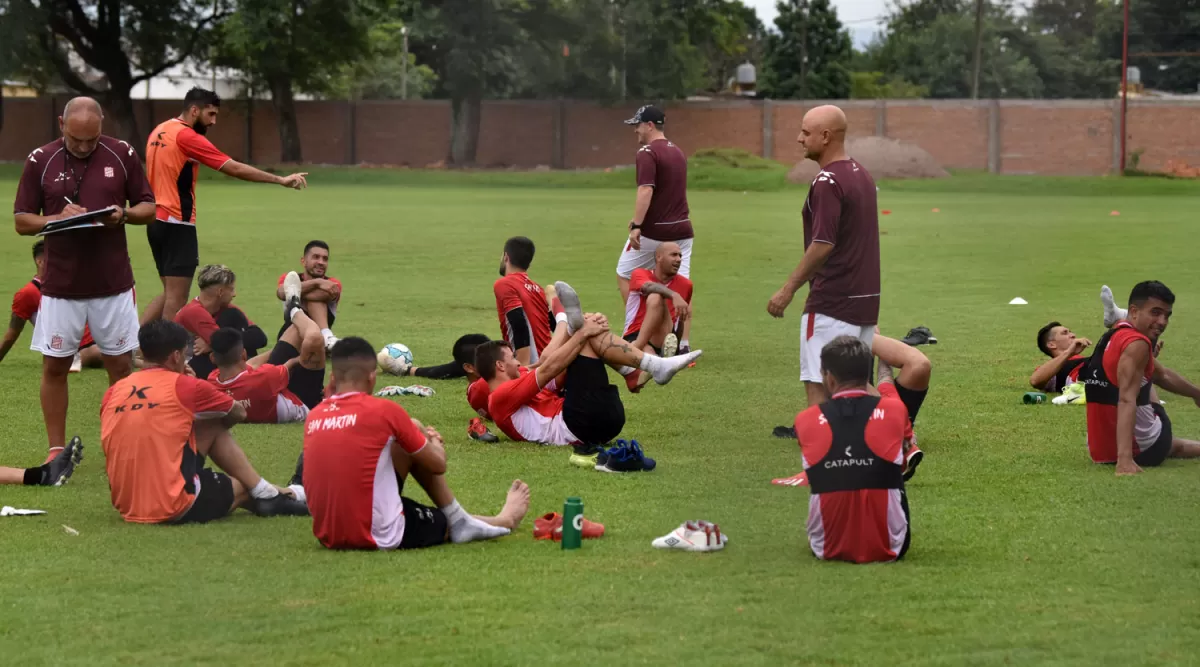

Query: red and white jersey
left=207, top=364, right=307, bottom=424
left=12, top=277, right=95, bottom=347
left=303, top=392, right=428, bottom=550
left=468, top=367, right=534, bottom=421
left=493, top=272, right=552, bottom=362
left=1084, top=323, right=1160, bottom=463
left=623, top=268, right=693, bottom=337
left=797, top=390, right=910, bottom=564
left=487, top=370, right=575, bottom=445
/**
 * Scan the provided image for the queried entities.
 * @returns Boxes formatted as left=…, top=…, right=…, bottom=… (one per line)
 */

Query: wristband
left=629, top=223, right=642, bottom=231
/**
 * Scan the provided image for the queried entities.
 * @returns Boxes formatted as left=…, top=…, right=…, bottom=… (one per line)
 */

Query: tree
left=849, top=71, right=928, bottom=99
left=683, top=0, right=766, bottom=94
left=326, top=22, right=437, bottom=100
left=761, top=0, right=854, bottom=99
left=619, top=0, right=707, bottom=99
left=1123, top=0, right=1200, bottom=93
left=215, top=0, right=380, bottom=162
left=0, top=0, right=229, bottom=151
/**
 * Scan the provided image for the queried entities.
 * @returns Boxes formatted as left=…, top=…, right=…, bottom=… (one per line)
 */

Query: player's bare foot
left=496, top=479, right=531, bottom=529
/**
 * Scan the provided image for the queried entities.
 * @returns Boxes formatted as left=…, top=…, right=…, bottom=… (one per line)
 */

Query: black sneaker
left=250, top=493, right=310, bottom=517
left=468, top=418, right=499, bottom=443
left=772, top=425, right=797, bottom=439
left=901, top=326, right=937, bottom=347
left=289, top=452, right=305, bottom=487
left=42, top=436, right=83, bottom=487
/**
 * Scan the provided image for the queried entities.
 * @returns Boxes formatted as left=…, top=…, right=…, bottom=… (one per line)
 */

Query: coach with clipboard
left=12, top=96, right=155, bottom=462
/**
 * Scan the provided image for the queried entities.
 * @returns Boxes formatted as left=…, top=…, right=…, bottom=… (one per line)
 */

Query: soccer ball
left=378, top=343, right=414, bottom=376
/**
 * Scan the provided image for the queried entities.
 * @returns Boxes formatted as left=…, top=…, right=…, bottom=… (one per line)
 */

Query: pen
left=64, top=196, right=74, bottom=205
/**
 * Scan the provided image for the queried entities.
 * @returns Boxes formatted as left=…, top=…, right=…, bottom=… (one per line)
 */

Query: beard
left=498, top=261, right=506, bottom=277
left=192, top=120, right=210, bottom=135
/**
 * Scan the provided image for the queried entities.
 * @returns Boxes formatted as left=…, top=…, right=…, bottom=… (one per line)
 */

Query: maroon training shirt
left=801, top=159, right=880, bottom=326
left=635, top=138, right=693, bottom=241
left=14, top=136, right=152, bottom=300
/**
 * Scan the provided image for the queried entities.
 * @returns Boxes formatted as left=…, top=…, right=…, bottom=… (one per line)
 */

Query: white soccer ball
left=378, top=343, right=414, bottom=375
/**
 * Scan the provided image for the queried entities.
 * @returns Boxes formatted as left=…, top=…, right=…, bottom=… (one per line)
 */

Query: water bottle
left=562, top=496, right=583, bottom=550
left=1023, top=392, right=1047, bottom=405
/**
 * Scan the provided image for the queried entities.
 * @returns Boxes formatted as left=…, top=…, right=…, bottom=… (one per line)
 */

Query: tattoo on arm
left=640, top=282, right=677, bottom=299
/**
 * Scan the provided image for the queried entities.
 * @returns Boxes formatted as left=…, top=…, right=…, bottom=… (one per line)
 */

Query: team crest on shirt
left=105, top=167, right=115, bottom=178
left=50, top=335, right=63, bottom=351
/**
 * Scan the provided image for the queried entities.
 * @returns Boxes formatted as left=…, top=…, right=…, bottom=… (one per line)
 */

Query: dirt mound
left=788, top=136, right=950, bottom=183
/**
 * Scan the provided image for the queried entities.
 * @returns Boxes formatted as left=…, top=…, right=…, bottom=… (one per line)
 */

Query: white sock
left=555, top=313, right=568, bottom=326
left=441, top=500, right=510, bottom=543
left=616, top=365, right=636, bottom=376
left=287, top=484, right=307, bottom=505
left=250, top=478, right=279, bottom=500
left=638, top=353, right=665, bottom=374
left=321, top=328, right=334, bottom=339
left=1101, top=285, right=1128, bottom=328
left=680, top=339, right=689, bottom=349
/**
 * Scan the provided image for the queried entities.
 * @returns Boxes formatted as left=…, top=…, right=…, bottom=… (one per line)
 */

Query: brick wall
left=2, top=97, right=1198, bottom=176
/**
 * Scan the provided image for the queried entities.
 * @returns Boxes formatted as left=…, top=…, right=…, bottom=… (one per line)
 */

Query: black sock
left=23, top=466, right=44, bottom=486
left=894, top=380, right=928, bottom=426
left=413, top=361, right=466, bottom=380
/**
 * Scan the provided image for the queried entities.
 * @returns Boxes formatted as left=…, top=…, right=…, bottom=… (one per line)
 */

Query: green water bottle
left=562, top=497, right=583, bottom=550
left=1023, top=392, right=1047, bottom=405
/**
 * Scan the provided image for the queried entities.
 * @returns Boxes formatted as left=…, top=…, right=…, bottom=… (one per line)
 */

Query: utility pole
left=970, top=0, right=985, bottom=99
left=401, top=25, right=409, bottom=100
left=799, top=0, right=809, bottom=99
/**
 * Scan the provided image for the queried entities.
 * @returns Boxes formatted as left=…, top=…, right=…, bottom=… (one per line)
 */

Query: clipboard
left=37, top=206, right=119, bottom=236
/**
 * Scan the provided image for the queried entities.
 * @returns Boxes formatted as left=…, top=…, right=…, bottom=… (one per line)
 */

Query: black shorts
left=622, top=331, right=661, bottom=355
left=267, top=341, right=325, bottom=408
left=1135, top=403, right=1173, bottom=468
left=561, top=356, right=625, bottom=445
left=147, top=221, right=199, bottom=278
left=397, top=496, right=448, bottom=549
left=172, top=468, right=234, bottom=524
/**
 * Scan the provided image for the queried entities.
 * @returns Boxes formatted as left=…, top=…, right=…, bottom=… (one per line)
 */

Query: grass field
left=2, top=166, right=1200, bottom=666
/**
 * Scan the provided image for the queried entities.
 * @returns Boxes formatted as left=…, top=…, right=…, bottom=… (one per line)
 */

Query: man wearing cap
left=619, top=105, right=694, bottom=354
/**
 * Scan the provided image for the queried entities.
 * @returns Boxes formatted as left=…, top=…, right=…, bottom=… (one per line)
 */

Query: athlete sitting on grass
left=477, top=282, right=702, bottom=447
left=1082, top=281, right=1200, bottom=475
left=174, top=264, right=268, bottom=380
left=302, top=336, right=530, bottom=550
left=100, top=320, right=307, bottom=524
left=275, top=240, right=342, bottom=350
left=796, top=336, right=912, bottom=563
left=206, top=290, right=327, bottom=423
left=620, top=241, right=693, bottom=390
left=0, top=435, right=82, bottom=487
left=775, top=330, right=929, bottom=486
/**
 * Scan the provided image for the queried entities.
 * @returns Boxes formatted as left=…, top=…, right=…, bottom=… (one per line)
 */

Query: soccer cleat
left=42, top=436, right=83, bottom=487
left=628, top=439, right=656, bottom=471
left=696, top=520, right=729, bottom=545
left=771, top=471, right=809, bottom=487
left=651, top=349, right=702, bottom=385
left=901, top=326, right=937, bottom=347
left=569, top=443, right=605, bottom=468
left=43, top=446, right=65, bottom=465
left=772, top=425, right=797, bottom=439
left=533, top=512, right=606, bottom=541
left=289, top=452, right=305, bottom=487
left=283, top=271, right=303, bottom=304
left=468, top=417, right=499, bottom=443
left=652, top=521, right=725, bottom=552
left=1052, top=382, right=1087, bottom=406
left=69, top=354, right=82, bottom=373
left=624, top=369, right=652, bottom=393
left=552, top=281, right=585, bottom=333
left=249, top=493, right=310, bottom=517
left=662, top=333, right=679, bottom=358
left=903, top=446, right=924, bottom=482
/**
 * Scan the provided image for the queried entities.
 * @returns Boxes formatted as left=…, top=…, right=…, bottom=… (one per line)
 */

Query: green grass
left=2, top=170, right=1200, bottom=666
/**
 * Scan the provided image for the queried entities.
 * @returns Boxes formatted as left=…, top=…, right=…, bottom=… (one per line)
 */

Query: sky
left=745, top=0, right=891, bottom=48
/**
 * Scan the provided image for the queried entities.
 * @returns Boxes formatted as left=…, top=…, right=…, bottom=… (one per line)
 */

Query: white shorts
left=615, top=236, right=693, bottom=279
left=800, top=313, right=876, bottom=383
left=31, top=289, right=139, bottom=358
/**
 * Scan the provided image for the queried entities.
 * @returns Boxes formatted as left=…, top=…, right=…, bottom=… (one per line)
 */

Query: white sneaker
left=69, top=354, right=82, bottom=373
left=661, top=333, right=679, bottom=358
left=651, top=520, right=726, bottom=552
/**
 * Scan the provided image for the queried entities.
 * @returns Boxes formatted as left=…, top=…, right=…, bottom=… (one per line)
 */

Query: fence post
left=244, top=96, right=254, bottom=164
left=762, top=99, right=773, bottom=160
left=987, top=100, right=1000, bottom=174
left=553, top=100, right=566, bottom=169
left=346, top=101, right=357, bottom=165
left=875, top=99, right=887, bottom=137
left=1111, top=98, right=1122, bottom=174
